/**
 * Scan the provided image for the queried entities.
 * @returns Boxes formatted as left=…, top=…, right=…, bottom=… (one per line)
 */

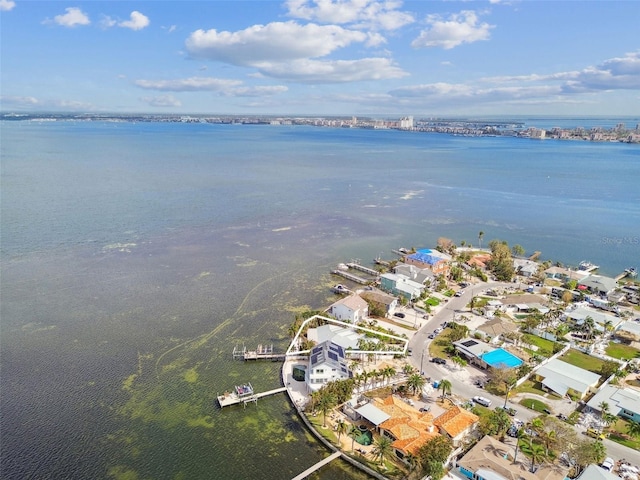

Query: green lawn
left=519, top=398, right=551, bottom=413
left=426, top=297, right=441, bottom=306
left=607, top=418, right=640, bottom=450
left=605, top=341, right=640, bottom=360
left=522, top=333, right=558, bottom=357
left=559, top=349, right=607, bottom=374
left=514, top=379, right=549, bottom=397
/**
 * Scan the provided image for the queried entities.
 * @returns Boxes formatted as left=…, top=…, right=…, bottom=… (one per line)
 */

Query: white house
left=328, top=294, right=368, bottom=323
left=586, top=384, right=640, bottom=423
left=307, top=341, right=351, bottom=392
left=534, top=358, right=600, bottom=399
left=307, top=324, right=362, bottom=351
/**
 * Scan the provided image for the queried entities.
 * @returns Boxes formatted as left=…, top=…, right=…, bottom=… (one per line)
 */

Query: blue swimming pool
left=481, top=348, right=523, bottom=368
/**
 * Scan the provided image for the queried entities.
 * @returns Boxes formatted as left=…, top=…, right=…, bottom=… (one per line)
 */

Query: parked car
left=586, top=428, right=606, bottom=440
left=557, top=413, right=568, bottom=421
left=393, top=312, right=405, bottom=319
left=472, top=396, right=492, bottom=407
left=543, top=408, right=552, bottom=415
left=419, top=406, right=431, bottom=412
left=601, top=457, right=614, bottom=471
left=495, top=406, right=517, bottom=416
left=507, top=426, right=518, bottom=437
left=428, top=333, right=436, bottom=339
left=474, top=380, right=484, bottom=388
left=431, top=357, right=446, bottom=365
left=455, top=290, right=465, bottom=297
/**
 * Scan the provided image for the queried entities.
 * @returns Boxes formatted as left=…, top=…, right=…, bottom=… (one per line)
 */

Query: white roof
left=577, top=464, right=621, bottom=480
left=618, top=320, right=640, bottom=336
left=355, top=403, right=391, bottom=426
left=564, top=306, right=623, bottom=328
left=587, top=384, right=640, bottom=415
left=536, top=358, right=600, bottom=396
left=307, top=324, right=362, bottom=350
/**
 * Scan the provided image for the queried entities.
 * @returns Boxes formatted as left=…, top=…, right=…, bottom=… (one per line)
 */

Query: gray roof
left=453, top=338, right=494, bottom=359
left=535, top=358, right=600, bottom=396
left=564, top=306, right=623, bottom=328
left=355, top=403, right=391, bottom=426
left=579, top=275, right=618, bottom=293
left=577, top=464, right=620, bottom=480
left=587, top=384, right=640, bottom=415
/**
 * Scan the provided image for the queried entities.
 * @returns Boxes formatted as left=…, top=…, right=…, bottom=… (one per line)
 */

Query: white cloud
left=119, top=11, right=149, bottom=31
left=0, top=0, right=16, bottom=12
left=285, top=0, right=414, bottom=31
left=50, top=7, right=91, bottom=28
left=411, top=10, right=493, bottom=49
left=140, top=95, right=182, bottom=107
left=0, top=95, right=39, bottom=106
left=185, top=21, right=380, bottom=65
left=100, top=15, right=117, bottom=29
left=253, top=57, right=408, bottom=83
left=134, top=77, right=243, bottom=92
left=224, top=85, right=289, bottom=97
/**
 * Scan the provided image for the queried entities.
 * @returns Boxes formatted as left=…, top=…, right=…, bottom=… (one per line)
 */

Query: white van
left=472, top=396, right=492, bottom=407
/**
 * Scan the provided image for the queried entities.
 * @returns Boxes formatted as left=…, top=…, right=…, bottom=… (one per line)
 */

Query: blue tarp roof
left=407, top=249, right=443, bottom=266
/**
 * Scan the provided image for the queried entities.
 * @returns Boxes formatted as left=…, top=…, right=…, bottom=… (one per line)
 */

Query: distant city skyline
left=1, top=0, right=639, bottom=116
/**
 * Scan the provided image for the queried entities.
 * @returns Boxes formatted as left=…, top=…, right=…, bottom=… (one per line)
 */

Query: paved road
left=405, top=282, right=640, bottom=463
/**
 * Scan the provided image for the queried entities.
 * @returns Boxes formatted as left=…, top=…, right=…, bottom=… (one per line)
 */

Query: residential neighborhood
left=280, top=241, right=640, bottom=480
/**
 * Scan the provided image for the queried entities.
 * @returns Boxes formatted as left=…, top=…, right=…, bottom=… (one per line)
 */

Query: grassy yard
left=605, top=341, right=640, bottom=360
left=522, top=333, right=558, bottom=357
left=514, top=379, right=549, bottom=397
left=607, top=418, right=640, bottom=451
left=425, top=297, right=441, bottom=306
left=519, top=397, right=551, bottom=413
left=559, top=349, right=607, bottom=374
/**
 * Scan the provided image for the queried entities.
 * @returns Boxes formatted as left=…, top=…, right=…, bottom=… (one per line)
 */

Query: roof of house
left=477, top=319, right=520, bottom=338
left=564, top=306, right=623, bottom=329
left=307, top=324, right=362, bottom=350
left=309, top=341, right=348, bottom=372
left=577, top=464, right=621, bottom=480
left=468, top=254, right=491, bottom=268
left=579, top=275, right=618, bottom=293
left=586, top=384, right=640, bottom=415
left=616, top=320, right=640, bottom=337
left=355, top=402, right=391, bottom=426
left=453, top=338, right=495, bottom=359
left=535, top=358, right=601, bottom=396
left=406, top=248, right=451, bottom=266
left=360, top=290, right=396, bottom=306
left=331, top=294, right=368, bottom=312
left=433, top=405, right=479, bottom=438
left=457, top=435, right=569, bottom=480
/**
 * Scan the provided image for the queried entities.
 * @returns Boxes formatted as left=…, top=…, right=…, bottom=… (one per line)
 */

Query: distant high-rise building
left=399, top=116, right=414, bottom=129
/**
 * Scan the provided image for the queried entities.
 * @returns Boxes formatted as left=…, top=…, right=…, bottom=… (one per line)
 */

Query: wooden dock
left=217, top=386, right=287, bottom=408
left=291, top=451, right=342, bottom=480
left=346, top=262, right=379, bottom=276
left=233, top=344, right=286, bottom=361
left=331, top=269, right=369, bottom=284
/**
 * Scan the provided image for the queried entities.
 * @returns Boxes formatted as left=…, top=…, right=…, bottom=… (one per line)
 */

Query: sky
left=1, top=0, right=639, bottom=116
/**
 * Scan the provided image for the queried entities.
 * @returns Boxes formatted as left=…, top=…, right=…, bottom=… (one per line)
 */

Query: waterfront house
left=544, top=266, right=588, bottom=283
left=586, top=384, right=640, bottom=423
left=393, top=263, right=436, bottom=287
left=456, top=435, right=568, bottom=480
left=360, top=289, right=398, bottom=317
left=372, top=396, right=440, bottom=462
left=327, top=295, right=368, bottom=323
left=433, top=405, right=479, bottom=447
left=306, top=324, right=362, bottom=351
left=513, top=258, right=539, bottom=277
left=533, top=358, right=600, bottom=399
left=404, top=249, right=451, bottom=277
left=307, top=341, right=351, bottom=392
left=578, top=275, right=618, bottom=297
left=380, top=273, right=424, bottom=301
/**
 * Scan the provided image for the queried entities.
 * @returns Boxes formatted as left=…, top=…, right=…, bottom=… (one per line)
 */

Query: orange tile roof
left=433, top=406, right=479, bottom=439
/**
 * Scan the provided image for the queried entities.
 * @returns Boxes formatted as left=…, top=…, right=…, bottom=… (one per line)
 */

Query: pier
left=331, top=269, right=370, bottom=284
left=345, top=262, right=379, bottom=276
left=233, top=344, right=286, bottom=361
left=217, top=384, right=287, bottom=408
left=291, top=451, right=342, bottom=480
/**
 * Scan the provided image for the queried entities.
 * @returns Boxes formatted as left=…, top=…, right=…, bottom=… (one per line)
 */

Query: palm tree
left=439, top=379, right=452, bottom=400
left=336, top=419, right=348, bottom=444
left=402, top=363, right=415, bottom=375
left=478, top=231, right=484, bottom=249
left=348, top=424, right=360, bottom=452
left=520, top=438, right=547, bottom=473
left=372, top=435, right=393, bottom=466
left=626, top=420, right=640, bottom=439
left=316, top=390, right=336, bottom=428
left=405, top=451, right=419, bottom=474
left=407, top=373, right=426, bottom=396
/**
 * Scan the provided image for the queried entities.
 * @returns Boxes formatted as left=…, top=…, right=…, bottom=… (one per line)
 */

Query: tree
left=438, top=379, right=452, bottom=400
left=372, top=435, right=393, bottom=465
left=481, top=408, right=511, bottom=439
left=313, top=389, right=336, bottom=428
left=488, top=240, right=515, bottom=281
left=600, top=360, right=620, bottom=379
left=417, top=436, right=452, bottom=480
left=520, top=438, right=547, bottom=473
left=451, top=354, right=467, bottom=370
left=348, top=424, right=360, bottom=453
left=627, top=420, right=640, bottom=439
left=512, top=244, right=525, bottom=257
left=478, top=231, right=484, bottom=249
left=407, top=373, right=426, bottom=396
left=336, top=419, right=348, bottom=444
left=448, top=322, right=469, bottom=342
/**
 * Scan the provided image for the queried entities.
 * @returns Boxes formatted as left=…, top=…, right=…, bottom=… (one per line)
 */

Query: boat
left=577, top=261, right=599, bottom=272
left=625, top=267, right=638, bottom=278
left=217, top=382, right=255, bottom=407
left=331, top=284, right=350, bottom=294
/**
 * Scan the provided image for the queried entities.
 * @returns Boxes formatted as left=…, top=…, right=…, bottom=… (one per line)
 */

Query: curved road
left=405, top=282, right=640, bottom=463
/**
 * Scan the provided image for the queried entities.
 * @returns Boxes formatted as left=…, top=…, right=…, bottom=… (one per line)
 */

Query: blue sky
left=1, top=0, right=639, bottom=116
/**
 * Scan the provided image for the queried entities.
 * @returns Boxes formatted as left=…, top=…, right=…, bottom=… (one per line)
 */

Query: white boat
left=625, top=267, right=638, bottom=278
left=577, top=261, right=599, bottom=272
left=331, top=284, right=350, bottom=294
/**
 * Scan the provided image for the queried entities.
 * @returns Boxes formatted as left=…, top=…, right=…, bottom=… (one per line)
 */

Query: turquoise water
left=1, top=119, right=639, bottom=479
left=481, top=348, right=524, bottom=368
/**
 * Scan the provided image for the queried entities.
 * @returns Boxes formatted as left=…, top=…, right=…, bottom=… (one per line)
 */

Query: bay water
left=1, top=119, right=639, bottom=479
